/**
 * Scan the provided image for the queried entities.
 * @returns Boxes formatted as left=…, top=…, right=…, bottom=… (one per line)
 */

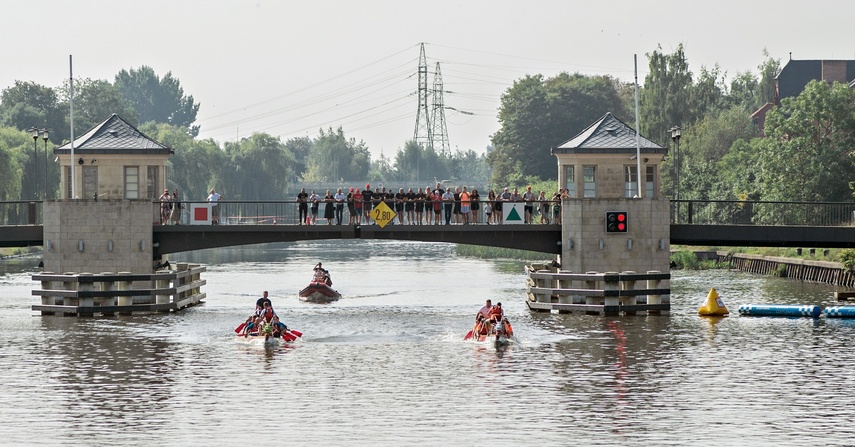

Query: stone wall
left=42, top=200, right=154, bottom=274
left=560, top=198, right=670, bottom=274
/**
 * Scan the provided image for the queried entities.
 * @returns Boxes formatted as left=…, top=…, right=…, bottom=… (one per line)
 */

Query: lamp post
left=42, top=130, right=49, bottom=199
left=28, top=127, right=49, bottom=199
left=670, top=126, right=682, bottom=219
left=29, top=128, right=39, bottom=200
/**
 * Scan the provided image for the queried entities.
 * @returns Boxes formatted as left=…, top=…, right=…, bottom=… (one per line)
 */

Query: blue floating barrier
left=737, top=304, right=821, bottom=318
left=824, top=306, right=855, bottom=318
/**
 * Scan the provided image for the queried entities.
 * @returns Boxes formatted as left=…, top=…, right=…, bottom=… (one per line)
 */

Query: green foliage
left=674, top=107, right=755, bottom=201
left=303, top=127, right=370, bottom=182
left=838, top=250, right=855, bottom=271
left=115, top=66, right=200, bottom=137
left=58, top=78, right=139, bottom=136
left=640, top=43, right=695, bottom=145
left=490, top=72, right=630, bottom=184
left=222, top=133, right=296, bottom=200
left=0, top=81, right=67, bottom=142
left=760, top=80, right=855, bottom=203
left=455, top=244, right=550, bottom=261
left=0, top=127, right=27, bottom=201
left=140, top=122, right=226, bottom=201
left=669, top=250, right=727, bottom=270
left=392, top=140, right=451, bottom=183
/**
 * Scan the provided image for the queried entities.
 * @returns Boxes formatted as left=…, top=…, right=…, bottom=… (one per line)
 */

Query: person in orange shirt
left=459, top=186, right=471, bottom=225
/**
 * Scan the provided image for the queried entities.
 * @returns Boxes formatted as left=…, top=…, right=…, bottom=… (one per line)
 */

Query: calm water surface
left=1, top=240, right=854, bottom=446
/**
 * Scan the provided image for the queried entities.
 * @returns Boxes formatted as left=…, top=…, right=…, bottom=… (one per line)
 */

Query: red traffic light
left=606, top=211, right=628, bottom=233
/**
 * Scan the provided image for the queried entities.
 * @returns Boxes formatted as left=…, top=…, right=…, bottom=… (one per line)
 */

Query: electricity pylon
left=431, top=61, right=450, bottom=155
left=413, top=43, right=432, bottom=149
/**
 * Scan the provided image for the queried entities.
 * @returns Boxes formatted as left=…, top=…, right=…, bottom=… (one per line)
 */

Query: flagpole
left=69, top=55, right=75, bottom=199
left=634, top=54, right=642, bottom=198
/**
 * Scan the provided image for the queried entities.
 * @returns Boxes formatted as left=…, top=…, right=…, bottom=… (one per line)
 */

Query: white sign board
left=190, top=203, right=212, bottom=225
left=502, top=202, right=525, bottom=224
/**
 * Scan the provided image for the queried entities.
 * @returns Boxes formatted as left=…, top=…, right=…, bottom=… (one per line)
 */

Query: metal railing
left=0, top=201, right=43, bottom=225
left=671, top=200, right=855, bottom=226
left=153, top=200, right=548, bottom=226
left=4, top=199, right=855, bottom=228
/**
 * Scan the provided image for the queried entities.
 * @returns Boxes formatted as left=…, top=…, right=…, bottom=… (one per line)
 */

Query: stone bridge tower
left=551, top=112, right=670, bottom=274
left=47, top=114, right=173, bottom=274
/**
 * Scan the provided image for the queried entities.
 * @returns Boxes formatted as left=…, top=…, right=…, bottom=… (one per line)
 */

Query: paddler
left=488, top=302, right=504, bottom=323
left=255, top=290, right=272, bottom=315
left=475, top=299, right=493, bottom=335
left=272, top=315, right=289, bottom=337
left=259, top=301, right=277, bottom=324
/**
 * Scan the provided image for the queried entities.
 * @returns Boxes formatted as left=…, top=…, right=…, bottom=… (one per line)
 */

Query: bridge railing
left=157, top=200, right=512, bottom=225
left=0, top=201, right=42, bottom=225
left=5, top=199, right=854, bottom=227
left=672, top=200, right=855, bottom=226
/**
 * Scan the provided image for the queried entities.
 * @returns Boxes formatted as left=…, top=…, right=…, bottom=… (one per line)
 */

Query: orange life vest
left=261, top=307, right=275, bottom=323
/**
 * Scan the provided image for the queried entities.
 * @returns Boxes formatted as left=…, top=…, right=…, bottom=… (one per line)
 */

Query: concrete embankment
left=717, top=251, right=855, bottom=289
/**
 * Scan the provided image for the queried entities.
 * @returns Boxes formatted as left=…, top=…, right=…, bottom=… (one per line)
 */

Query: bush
left=670, top=250, right=727, bottom=270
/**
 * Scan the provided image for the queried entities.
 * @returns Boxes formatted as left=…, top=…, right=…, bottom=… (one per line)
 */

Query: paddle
left=464, top=330, right=473, bottom=341
left=234, top=322, right=246, bottom=334
left=287, top=329, right=303, bottom=338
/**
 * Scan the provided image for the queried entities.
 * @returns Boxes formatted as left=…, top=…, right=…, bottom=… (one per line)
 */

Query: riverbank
left=719, top=251, right=855, bottom=289
left=0, top=247, right=40, bottom=260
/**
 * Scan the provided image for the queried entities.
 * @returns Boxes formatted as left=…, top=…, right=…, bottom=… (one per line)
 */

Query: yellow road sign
left=370, top=201, right=397, bottom=228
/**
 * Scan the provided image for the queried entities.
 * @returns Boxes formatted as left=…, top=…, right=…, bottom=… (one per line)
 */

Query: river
left=1, top=240, right=853, bottom=446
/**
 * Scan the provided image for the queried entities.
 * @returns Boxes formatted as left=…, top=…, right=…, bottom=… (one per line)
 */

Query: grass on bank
left=0, top=247, right=41, bottom=258
left=454, top=244, right=855, bottom=271
left=671, top=246, right=855, bottom=270
left=455, top=244, right=552, bottom=262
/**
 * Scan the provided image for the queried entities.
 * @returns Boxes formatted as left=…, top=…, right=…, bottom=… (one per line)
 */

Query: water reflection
left=700, top=315, right=726, bottom=345
left=4, top=242, right=855, bottom=445
left=31, top=316, right=181, bottom=433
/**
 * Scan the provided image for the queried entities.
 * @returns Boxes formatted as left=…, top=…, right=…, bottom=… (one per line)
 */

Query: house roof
left=55, top=114, right=173, bottom=155
left=776, top=59, right=855, bottom=102
left=551, top=112, right=665, bottom=155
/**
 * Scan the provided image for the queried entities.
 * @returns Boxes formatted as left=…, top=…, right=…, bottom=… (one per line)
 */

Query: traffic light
left=606, top=211, right=628, bottom=233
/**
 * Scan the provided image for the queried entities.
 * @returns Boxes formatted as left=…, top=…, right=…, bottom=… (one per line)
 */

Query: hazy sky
left=2, top=0, right=853, bottom=157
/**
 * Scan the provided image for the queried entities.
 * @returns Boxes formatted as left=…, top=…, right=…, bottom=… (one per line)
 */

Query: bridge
left=2, top=199, right=855, bottom=254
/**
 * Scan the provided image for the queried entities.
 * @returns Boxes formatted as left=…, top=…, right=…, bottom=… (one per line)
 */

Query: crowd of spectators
left=296, top=183, right=571, bottom=225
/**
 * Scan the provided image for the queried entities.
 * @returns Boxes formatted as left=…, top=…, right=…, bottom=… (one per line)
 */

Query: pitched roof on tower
left=551, top=112, right=664, bottom=155
left=55, top=114, right=173, bottom=155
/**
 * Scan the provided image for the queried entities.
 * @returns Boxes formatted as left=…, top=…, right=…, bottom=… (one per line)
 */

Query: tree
left=391, top=140, right=454, bottom=184
left=714, top=138, right=764, bottom=201
left=756, top=49, right=781, bottom=107
left=115, top=66, right=200, bottom=136
left=58, top=78, right=138, bottom=137
left=0, top=127, right=27, bottom=202
left=675, top=107, right=755, bottom=201
left=221, top=133, right=295, bottom=200
left=491, top=72, right=629, bottom=184
left=284, top=136, right=313, bottom=181
left=447, top=149, right=490, bottom=185
left=727, top=70, right=761, bottom=112
left=139, top=122, right=225, bottom=201
left=303, top=127, right=370, bottom=182
left=0, top=81, right=66, bottom=141
left=691, top=65, right=727, bottom=119
left=640, top=43, right=694, bottom=145
left=759, top=80, right=855, bottom=203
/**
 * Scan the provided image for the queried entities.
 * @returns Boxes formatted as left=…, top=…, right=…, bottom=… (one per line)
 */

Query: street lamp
left=29, top=128, right=39, bottom=200
left=670, top=126, right=682, bottom=219
left=28, top=127, right=49, bottom=199
left=42, top=130, right=49, bottom=199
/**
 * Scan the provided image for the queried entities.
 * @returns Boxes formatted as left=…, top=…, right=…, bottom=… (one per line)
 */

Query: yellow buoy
left=698, top=287, right=729, bottom=316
